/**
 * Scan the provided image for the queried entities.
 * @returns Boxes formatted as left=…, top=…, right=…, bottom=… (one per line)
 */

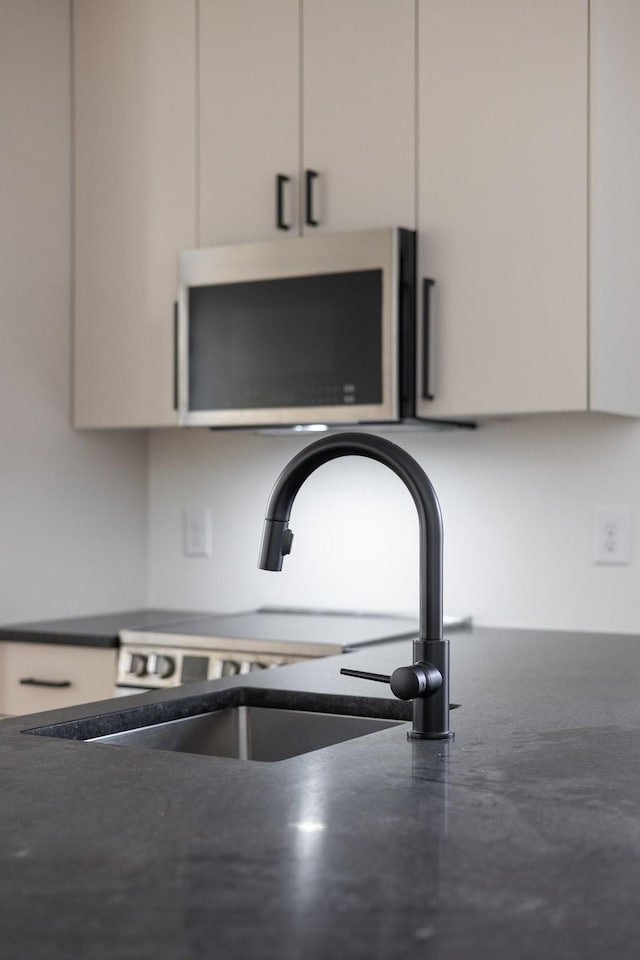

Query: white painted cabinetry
left=72, top=0, right=640, bottom=427
left=0, top=642, right=117, bottom=717
left=198, top=0, right=300, bottom=245
left=73, top=0, right=414, bottom=426
left=73, top=0, right=196, bottom=428
left=418, top=0, right=640, bottom=419
left=198, top=0, right=416, bottom=246
left=589, top=0, right=640, bottom=416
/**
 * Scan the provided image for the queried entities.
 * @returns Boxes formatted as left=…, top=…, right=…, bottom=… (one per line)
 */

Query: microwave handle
left=173, top=301, right=179, bottom=410
left=422, top=278, right=435, bottom=401
left=276, top=174, right=291, bottom=231
left=305, top=169, right=319, bottom=227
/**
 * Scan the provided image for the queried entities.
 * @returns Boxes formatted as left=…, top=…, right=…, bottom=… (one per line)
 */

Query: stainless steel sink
left=88, top=705, right=403, bottom=762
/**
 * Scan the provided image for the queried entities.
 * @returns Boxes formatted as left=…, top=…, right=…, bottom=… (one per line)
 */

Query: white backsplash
left=148, top=413, right=640, bottom=634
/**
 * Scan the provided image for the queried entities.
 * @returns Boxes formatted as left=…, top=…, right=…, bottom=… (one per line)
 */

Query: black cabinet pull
left=276, top=174, right=291, bottom=230
left=19, top=678, right=72, bottom=688
left=173, top=301, right=179, bottom=410
left=305, top=169, right=319, bottom=227
left=422, top=278, right=435, bottom=400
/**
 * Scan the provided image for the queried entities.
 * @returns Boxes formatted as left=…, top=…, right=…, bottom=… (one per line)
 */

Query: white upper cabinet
left=198, top=0, right=415, bottom=246
left=301, top=0, right=416, bottom=235
left=417, top=0, right=588, bottom=419
left=589, top=0, right=640, bottom=416
left=73, top=0, right=640, bottom=428
left=198, top=0, right=300, bottom=246
left=417, top=0, right=640, bottom=419
left=73, top=0, right=196, bottom=428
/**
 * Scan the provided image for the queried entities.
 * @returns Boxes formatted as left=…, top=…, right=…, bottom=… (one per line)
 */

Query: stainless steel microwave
left=177, top=227, right=428, bottom=429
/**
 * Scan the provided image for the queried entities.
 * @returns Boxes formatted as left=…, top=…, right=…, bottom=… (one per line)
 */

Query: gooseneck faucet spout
left=258, top=432, right=453, bottom=740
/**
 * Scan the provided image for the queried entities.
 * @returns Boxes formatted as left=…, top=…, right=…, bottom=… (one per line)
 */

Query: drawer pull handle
left=19, top=677, right=72, bottom=688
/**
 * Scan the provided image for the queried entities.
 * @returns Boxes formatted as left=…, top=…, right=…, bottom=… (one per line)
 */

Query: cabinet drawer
left=0, top=642, right=117, bottom=716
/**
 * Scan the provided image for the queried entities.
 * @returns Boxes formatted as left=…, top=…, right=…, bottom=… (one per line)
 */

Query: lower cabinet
left=0, top=643, right=117, bottom=717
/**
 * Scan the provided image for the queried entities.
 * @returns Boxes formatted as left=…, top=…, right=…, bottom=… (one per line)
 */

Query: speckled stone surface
left=0, top=609, right=215, bottom=647
left=2, top=626, right=640, bottom=959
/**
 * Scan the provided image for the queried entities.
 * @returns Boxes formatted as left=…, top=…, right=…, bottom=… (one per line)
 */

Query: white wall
left=0, top=0, right=148, bottom=623
left=147, top=413, right=640, bottom=634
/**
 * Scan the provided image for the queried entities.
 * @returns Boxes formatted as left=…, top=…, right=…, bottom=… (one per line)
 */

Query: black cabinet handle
left=173, top=301, right=179, bottom=410
left=19, top=678, right=72, bottom=688
left=276, top=174, right=291, bottom=230
left=422, top=278, right=435, bottom=400
left=305, top=169, right=319, bottom=227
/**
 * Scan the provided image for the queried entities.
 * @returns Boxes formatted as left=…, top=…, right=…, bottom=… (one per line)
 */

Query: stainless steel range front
left=116, top=608, right=424, bottom=694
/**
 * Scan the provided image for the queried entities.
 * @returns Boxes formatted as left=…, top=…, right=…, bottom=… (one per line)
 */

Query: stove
left=116, top=607, right=430, bottom=692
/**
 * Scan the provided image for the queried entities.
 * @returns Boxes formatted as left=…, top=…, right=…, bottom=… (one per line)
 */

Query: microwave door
left=178, top=228, right=406, bottom=428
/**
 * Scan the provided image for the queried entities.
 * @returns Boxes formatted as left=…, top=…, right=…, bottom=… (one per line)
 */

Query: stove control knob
left=220, top=659, right=241, bottom=676
left=152, top=654, right=175, bottom=679
left=248, top=661, right=268, bottom=671
left=128, top=653, right=148, bottom=677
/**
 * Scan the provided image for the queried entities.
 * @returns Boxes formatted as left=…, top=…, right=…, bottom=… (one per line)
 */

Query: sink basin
left=88, top=704, right=403, bottom=762
left=23, top=687, right=411, bottom=763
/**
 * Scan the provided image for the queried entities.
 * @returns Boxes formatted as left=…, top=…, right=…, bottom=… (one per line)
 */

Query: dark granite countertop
left=1, top=624, right=640, bottom=959
left=0, top=609, right=215, bottom=647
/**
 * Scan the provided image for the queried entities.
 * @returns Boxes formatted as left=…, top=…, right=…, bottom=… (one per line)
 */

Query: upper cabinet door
left=417, top=0, right=588, bottom=418
left=302, top=0, right=416, bottom=234
left=199, top=0, right=415, bottom=245
left=589, top=0, right=640, bottom=417
left=73, top=0, right=196, bottom=428
left=199, top=0, right=300, bottom=246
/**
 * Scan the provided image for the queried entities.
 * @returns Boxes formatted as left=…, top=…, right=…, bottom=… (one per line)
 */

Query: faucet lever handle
left=340, top=662, right=443, bottom=701
left=340, top=667, right=391, bottom=684
left=390, top=662, right=442, bottom=700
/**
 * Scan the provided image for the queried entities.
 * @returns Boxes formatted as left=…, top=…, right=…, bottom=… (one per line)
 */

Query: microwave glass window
left=188, top=270, right=383, bottom=411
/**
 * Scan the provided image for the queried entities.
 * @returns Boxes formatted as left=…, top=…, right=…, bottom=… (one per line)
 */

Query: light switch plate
left=183, top=507, right=212, bottom=557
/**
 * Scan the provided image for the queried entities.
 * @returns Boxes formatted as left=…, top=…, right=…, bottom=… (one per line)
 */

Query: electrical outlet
left=593, top=507, right=632, bottom=565
left=183, top=507, right=212, bottom=557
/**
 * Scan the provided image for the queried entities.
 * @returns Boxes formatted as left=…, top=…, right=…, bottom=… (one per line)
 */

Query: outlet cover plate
left=593, top=507, right=632, bottom=565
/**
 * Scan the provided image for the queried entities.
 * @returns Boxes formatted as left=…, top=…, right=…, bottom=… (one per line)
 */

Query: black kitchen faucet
left=258, top=432, right=453, bottom=740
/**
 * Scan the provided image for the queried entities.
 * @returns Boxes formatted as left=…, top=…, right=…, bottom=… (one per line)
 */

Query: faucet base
left=411, top=639, right=452, bottom=739
left=407, top=730, right=455, bottom=741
